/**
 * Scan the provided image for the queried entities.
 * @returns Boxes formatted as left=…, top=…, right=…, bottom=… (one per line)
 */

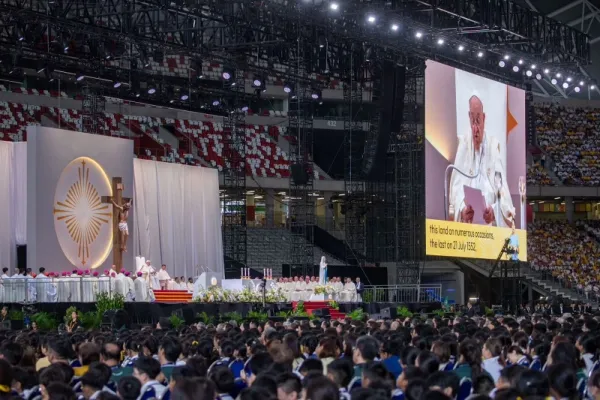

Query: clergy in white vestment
left=123, top=272, right=136, bottom=301
left=1, top=268, right=9, bottom=279
left=341, top=278, right=357, bottom=302
left=134, top=273, right=148, bottom=302
left=319, top=256, right=328, bottom=285
left=157, top=265, right=171, bottom=290
left=58, top=273, right=70, bottom=302
left=186, top=278, right=194, bottom=292
left=81, top=273, right=96, bottom=302
left=35, top=268, right=50, bottom=303
left=98, top=271, right=111, bottom=295
left=448, top=93, right=515, bottom=227
left=68, top=270, right=82, bottom=302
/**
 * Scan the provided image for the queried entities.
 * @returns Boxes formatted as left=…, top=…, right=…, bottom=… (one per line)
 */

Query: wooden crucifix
left=101, top=177, right=131, bottom=272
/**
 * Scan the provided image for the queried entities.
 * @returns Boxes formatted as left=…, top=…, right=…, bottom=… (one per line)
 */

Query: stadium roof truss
left=0, top=0, right=593, bottom=103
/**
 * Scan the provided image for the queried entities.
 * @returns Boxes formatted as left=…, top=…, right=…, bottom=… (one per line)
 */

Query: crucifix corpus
left=101, top=177, right=131, bottom=272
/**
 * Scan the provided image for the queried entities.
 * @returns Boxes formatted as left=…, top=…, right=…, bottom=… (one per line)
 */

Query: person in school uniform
left=132, top=357, right=166, bottom=400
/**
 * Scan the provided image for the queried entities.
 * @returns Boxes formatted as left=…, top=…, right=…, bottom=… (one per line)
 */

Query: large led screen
left=425, top=60, right=527, bottom=261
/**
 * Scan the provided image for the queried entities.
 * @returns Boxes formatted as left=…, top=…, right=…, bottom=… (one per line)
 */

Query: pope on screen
left=448, top=94, right=515, bottom=227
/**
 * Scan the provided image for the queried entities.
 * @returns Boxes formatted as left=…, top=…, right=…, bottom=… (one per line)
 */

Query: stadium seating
left=528, top=220, right=600, bottom=301
left=535, top=103, right=600, bottom=186
left=527, top=162, right=554, bottom=185
left=0, top=94, right=292, bottom=177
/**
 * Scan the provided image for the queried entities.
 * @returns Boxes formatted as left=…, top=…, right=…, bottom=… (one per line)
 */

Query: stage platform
left=0, top=301, right=442, bottom=326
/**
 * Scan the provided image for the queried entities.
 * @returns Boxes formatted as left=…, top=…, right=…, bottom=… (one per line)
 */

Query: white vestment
left=125, top=277, right=135, bottom=301
left=68, top=275, right=81, bottom=302
left=319, top=257, right=327, bottom=285
left=157, top=269, right=171, bottom=281
left=98, top=275, right=110, bottom=295
left=81, top=277, right=96, bottom=302
left=35, top=274, right=50, bottom=302
left=449, top=132, right=515, bottom=227
left=134, top=278, right=148, bottom=302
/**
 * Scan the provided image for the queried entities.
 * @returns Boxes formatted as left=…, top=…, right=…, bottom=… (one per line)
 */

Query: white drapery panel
left=0, top=142, right=17, bottom=270
left=12, top=143, right=27, bottom=245
left=133, top=159, right=224, bottom=279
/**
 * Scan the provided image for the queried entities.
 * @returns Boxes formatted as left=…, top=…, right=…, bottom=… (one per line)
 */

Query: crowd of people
left=0, top=307, right=599, bottom=400
left=535, top=103, right=600, bottom=186
left=527, top=162, right=554, bottom=186
left=528, top=220, right=600, bottom=302
left=277, top=277, right=363, bottom=302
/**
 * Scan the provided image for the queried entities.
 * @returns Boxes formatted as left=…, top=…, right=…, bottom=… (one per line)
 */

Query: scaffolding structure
left=288, top=35, right=315, bottom=277
left=81, top=86, right=106, bottom=135
left=343, top=46, right=366, bottom=266
left=393, top=60, right=425, bottom=284
left=222, top=69, right=247, bottom=277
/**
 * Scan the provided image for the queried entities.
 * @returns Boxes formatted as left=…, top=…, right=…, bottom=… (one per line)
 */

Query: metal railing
left=0, top=277, right=120, bottom=303
left=522, top=264, right=600, bottom=304
left=363, top=284, right=443, bottom=303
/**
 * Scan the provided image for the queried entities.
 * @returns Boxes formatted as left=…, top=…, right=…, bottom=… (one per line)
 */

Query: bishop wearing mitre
left=157, top=264, right=171, bottom=290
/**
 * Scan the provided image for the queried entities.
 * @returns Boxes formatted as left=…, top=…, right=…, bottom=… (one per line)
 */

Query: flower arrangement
left=193, top=286, right=286, bottom=303
left=314, top=285, right=335, bottom=295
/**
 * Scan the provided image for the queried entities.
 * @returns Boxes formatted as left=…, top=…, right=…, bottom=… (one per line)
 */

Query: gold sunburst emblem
left=53, top=159, right=112, bottom=266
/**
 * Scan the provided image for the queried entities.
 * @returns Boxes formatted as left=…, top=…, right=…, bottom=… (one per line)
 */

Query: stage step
left=153, top=290, right=193, bottom=303
left=292, top=301, right=346, bottom=319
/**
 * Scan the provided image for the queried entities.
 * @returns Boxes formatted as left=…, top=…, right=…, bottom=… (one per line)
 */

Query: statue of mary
left=319, top=256, right=328, bottom=285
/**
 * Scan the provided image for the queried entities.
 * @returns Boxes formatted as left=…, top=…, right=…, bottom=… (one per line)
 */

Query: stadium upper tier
left=529, top=220, right=600, bottom=303
left=0, top=87, right=297, bottom=179
left=534, top=103, right=600, bottom=186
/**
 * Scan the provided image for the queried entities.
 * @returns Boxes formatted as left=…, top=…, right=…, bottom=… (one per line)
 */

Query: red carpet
left=153, top=290, right=193, bottom=303
left=292, top=301, right=346, bottom=319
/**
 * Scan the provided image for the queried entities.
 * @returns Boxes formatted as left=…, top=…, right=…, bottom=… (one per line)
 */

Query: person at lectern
left=449, top=94, right=515, bottom=227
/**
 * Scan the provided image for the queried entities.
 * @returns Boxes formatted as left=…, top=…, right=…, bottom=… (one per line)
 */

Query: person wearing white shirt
left=1, top=268, right=9, bottom=279
left=157, top=265, right=171, bottom=290
left=482, top=338, right=504, bottom=383
left=186, top=278, right=194, bottom=292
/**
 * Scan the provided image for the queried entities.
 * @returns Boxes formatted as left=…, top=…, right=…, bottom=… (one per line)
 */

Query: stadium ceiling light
left=504, top=55, right=510, bottom=60
left=181, top=94, right=189, bottom=101
left=437, top=38, right=444, bottom=45
left=76, top=75, right=85, bottom=81
left=241, top=106, right=249, bottom=112
left=531, top=64, right=536, bottom=69
left=367, top=15, right=376, bottom=23
left=574, top=86, right=581, bottom=93
left=212, top=100, right=220, bottom=106
left=591, top=85, right=596, bottom=90
left=556, top=73, right=561, bottom=78
left=252, top=76, right=262, bottom=87
left=477, top=51, right=484, bottom=58
left=536, top=73, right=542, bottom=80
left=512, top=65, right=519, bottom=72
left=113, top=82, right=122, bottom=88
left=329, top=2, right=339, bottom=10
left=551, top=78, right=557, bottom=85
left=518, top=59, right=523, bottom=65
left=526, top=70, right=532, bottom=77
left=457, top=45, right=464, bottom=51
left=391, top=24, right=399, bottom=31
left=498, top=61, right=505, bottom=68
left=222, top=72, right=231, bottom=80
left=566, top=77, right=572, bottom=82
left=562, top=82, right=569, bottom=89
left=580, top=81, right=585, bottom=86
left=415, top=31, right=423, bottom=38
left=544, top=68, right=550, bottom=74
left=147, top=88, right=156, bottom=94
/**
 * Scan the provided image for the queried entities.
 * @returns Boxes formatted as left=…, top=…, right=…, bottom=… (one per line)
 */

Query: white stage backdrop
left=0, top=142, right=27, bottom=272
left=133, top=159, right=224, bottom=278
